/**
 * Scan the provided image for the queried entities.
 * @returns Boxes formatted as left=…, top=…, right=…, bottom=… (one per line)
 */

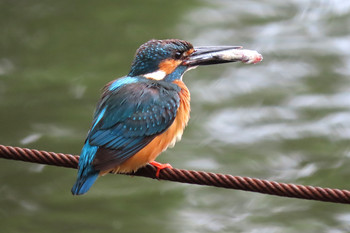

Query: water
left=1, top=1, right=350, bottom=232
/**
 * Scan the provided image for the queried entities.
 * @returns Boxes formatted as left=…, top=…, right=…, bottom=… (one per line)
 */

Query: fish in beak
left=183, top=46, right=263, bottom=67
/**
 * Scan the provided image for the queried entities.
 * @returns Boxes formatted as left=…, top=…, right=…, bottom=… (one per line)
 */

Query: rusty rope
left=1, top=144, right=349, bottom=204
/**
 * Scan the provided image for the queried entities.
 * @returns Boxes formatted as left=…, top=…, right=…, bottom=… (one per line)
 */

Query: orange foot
left=149, top=161, right=173, bottom=178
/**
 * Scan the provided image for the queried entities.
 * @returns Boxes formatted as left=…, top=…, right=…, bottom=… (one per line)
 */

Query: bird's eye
left=174, top=52, right=182, bottom=59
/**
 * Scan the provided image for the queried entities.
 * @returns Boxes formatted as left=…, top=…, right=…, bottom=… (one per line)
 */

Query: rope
left=1, top=144, right=349, bottom=204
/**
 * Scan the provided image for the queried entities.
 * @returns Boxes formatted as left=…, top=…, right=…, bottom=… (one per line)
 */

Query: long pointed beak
left=183, top=46, right=263, bottom=67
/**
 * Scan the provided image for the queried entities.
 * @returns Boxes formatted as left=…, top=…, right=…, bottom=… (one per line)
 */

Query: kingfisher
left=71, top=39, right=262, bottom=195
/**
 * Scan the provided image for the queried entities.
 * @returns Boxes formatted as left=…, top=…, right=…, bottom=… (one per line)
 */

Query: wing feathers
left=87, top=77, right=181, bottom=171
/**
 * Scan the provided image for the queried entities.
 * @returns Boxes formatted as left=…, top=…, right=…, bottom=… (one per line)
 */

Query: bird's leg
left=149, top=161, right=173, bottom=178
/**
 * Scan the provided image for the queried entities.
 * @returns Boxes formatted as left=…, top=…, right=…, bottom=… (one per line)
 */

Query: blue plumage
left=108, top=77, right=138, bottom=91
left=72, top=76, right=182, bottom=195
left=71, top=141, right=99, bottom=195
left=164, top=66, right=188, bottom=82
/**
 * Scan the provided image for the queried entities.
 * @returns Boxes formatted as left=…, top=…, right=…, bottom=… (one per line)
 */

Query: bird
left=71, top=39, right=262, bottom=195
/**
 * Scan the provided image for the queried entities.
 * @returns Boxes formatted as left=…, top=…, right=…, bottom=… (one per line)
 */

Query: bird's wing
left=87, top=78, right=181, bottom=171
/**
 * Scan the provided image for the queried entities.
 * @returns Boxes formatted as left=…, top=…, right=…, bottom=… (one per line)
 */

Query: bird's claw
left=149, top=161, right=173, bottom=178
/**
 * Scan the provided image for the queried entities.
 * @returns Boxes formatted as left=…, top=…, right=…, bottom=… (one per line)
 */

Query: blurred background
left=1, top=0, right=350, bottom=232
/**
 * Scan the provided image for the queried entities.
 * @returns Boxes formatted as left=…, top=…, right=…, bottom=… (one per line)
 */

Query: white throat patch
left=143, top=70, right=167, bottom=80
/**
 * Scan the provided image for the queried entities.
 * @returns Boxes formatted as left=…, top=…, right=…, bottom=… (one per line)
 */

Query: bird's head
left=128, top=39, right=261, bottom=82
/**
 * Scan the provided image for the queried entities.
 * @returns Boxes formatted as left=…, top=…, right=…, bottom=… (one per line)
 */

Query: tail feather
left=72, top=141, right=99, bottom=195
left=71, top=171, right=99, bottom=195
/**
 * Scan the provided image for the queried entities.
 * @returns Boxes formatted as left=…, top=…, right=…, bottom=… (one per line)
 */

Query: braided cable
left=1, top=144, right=349, bottom=204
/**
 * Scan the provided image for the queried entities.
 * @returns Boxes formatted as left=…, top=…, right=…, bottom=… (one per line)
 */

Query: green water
left=1, top=1, right=350, bottom=232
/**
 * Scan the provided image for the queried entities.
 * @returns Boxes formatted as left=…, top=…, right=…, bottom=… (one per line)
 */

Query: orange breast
left=103, top=80, right=191, bottom=174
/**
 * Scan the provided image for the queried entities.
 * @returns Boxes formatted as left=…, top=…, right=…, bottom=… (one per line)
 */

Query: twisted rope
left=1, top=144, right=349, bottom=204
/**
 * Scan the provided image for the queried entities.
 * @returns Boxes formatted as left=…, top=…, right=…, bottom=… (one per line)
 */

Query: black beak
left=183, top=46, right=263, bottom=67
